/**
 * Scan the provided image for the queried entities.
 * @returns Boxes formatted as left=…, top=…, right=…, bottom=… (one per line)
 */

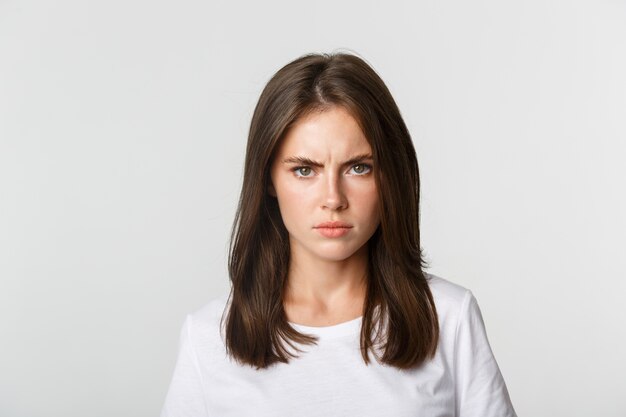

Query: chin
left=314, top=245, right=366, bottom=262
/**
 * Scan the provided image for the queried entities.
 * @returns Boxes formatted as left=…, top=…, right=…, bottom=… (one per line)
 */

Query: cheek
left=275, top=183, right=314, bottom=224
left=278, top=182, right=311, bottom=205
left=353, top=183, right=380, bottom=219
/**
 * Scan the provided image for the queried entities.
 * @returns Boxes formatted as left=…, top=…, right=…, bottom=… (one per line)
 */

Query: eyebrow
left=281, top=153, right=373, bottom=167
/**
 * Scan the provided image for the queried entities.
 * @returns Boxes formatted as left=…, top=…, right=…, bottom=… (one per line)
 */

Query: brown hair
left=223, top=51, right=438, bottom=370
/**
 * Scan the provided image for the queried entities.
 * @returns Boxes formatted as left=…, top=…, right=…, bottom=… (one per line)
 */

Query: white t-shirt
left=160, top=273, right=517, bottom=417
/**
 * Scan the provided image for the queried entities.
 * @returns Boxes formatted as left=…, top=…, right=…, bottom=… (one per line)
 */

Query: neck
left=283, top=243, right=369, bottom=316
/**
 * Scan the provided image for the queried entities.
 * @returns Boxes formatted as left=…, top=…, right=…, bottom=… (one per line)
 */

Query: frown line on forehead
left=281, top=153, right=373, bottom=168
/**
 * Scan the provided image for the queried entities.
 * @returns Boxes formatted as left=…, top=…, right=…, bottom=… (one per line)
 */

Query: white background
left=1, top=0, right=625, bottom=416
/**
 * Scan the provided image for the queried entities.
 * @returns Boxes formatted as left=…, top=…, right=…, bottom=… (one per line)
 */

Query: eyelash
left=291, top=163, right=373, bottom=178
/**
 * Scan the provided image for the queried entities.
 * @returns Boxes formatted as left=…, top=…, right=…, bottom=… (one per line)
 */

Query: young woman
left=160, top=52, right=517, bottom=417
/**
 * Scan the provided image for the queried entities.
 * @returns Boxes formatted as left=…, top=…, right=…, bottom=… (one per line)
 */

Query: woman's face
left=269, top=106, right=380, bottom=263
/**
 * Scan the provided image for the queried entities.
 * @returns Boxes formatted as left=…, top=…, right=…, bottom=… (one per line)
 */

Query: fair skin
left=268, top=106, right=381, bottom=326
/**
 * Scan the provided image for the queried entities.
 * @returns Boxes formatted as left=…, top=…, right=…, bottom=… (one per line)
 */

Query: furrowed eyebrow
left=281, top=153, right=373, bottom=167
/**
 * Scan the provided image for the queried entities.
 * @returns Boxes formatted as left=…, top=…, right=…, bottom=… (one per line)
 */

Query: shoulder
left=190, top=291, right=231, bottom=324
left=425, top=271, right=472, bottom=310
left=184, top=291, right=231, bottom=351
left=424, top=271, right=475, bottom=332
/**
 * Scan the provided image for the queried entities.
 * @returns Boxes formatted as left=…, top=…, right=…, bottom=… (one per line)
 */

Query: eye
left=293, top=166, right=314, bottom=177
left=350, top=163, right=372, bottom=175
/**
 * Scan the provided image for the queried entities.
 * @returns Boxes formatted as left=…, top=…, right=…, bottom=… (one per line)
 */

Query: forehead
left=275, top=106, right=371, bottom=157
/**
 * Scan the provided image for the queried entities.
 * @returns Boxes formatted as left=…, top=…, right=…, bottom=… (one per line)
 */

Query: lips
left=314, top=221, right=353, bottom=229
left=313, top=221, right=353, bottom=238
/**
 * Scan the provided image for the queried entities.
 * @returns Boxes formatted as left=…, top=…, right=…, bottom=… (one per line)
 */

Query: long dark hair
left=223, top=51, right=438, bottom=370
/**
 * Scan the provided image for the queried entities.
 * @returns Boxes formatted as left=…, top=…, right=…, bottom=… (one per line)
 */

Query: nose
left=322, top=172, right=348, bottom=211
